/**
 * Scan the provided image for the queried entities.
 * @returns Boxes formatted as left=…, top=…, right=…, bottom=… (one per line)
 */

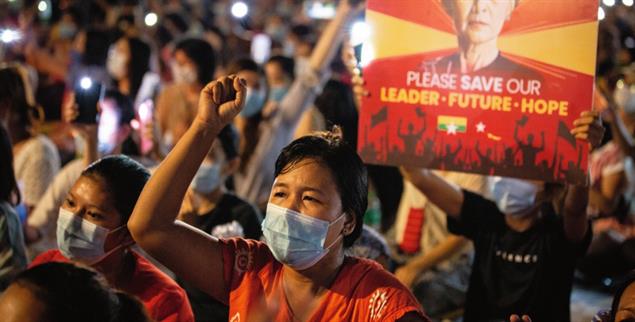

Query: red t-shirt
left=31, top=250, right=194, bottom=322
left=220, top=238, right=428, bottom=322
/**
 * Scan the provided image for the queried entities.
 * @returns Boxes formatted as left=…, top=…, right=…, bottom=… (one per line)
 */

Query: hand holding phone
left=63, top=89, right=99, bottom=163
left=73, top=77, right=103, bottom=124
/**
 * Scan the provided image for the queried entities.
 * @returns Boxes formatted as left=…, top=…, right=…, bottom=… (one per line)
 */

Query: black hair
left=116, top=14, right=135, bottom=32
left=314, top=80, right=359, bottom=150
left=289, top=24, right=316, bottom=45
left=157, top=13, right=189, bottom=48
left=81, top=155, right=150, bottom=223
left=266, top=55, right=295, bottom=81
left=125, top=37, right=151, bottom=100
left=11, top=262, right=150, bottom=322
left=274, top=130, right=368, bottom=247
left=226, top=57, right=260, bottom=75
left=0, top=125, right=20, bottom=205
left=218, top=125, right=240, bottom=161
left=610, top=270, right=635, bottom=322
left=174, top=38, right=216, bottom=85
left=0, top=65, right=34, bottom=143
left=83, top=28, right=110, bottom=67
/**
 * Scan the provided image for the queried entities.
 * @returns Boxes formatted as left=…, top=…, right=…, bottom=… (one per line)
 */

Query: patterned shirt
left=219, top=238, right=427, bottom=322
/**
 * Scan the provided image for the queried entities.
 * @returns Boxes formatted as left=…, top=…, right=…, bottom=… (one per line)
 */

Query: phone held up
left=73, top=76, right=104, bottom=124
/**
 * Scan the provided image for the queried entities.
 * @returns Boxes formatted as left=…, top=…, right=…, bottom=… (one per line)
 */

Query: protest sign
left=358, top=0, right=599, bottom=183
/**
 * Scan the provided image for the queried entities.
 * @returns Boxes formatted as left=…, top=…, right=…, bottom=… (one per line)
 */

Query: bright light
left=251, top=33, right=272, bottom=64
left=144, top=12, right=158, bottom=27
left=598, top=7, right=606, bottom=20
left=130, top=119, right=140, bottom=130
left=351, top=21, right=371, bottom=47
left=37, top=0, right=48, bottom=12
left=0, top=29, right=21, bottom=44
left=80, top=77, right=93, bottom=90
left=231, top=2, right=249, bottom=18
left=307, top=2, right=336, bottom=19
left=624, top=0, right=634, bottom=6
left=603, top=0, right=616, bottom=6
left=360, top=41, right=375, bottom=68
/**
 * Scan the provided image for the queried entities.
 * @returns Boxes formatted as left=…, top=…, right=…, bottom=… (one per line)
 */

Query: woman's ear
left=342, top=212, right=357, bottom=236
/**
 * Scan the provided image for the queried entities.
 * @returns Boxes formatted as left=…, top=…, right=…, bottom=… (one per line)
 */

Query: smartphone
left=74, top=77, right=103, bottom=124
left=138, top=99, right=155, bottom=155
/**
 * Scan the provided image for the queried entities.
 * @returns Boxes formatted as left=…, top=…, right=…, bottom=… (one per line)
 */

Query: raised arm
left=401, top=167, right=464, bottom=219
left=280, top=1, right=364, bottom=123
left=566, top=110, right=604, bottom=242
left=128, top=76, right=246, bottom=303
left=308, top=1, right=364, bottom=74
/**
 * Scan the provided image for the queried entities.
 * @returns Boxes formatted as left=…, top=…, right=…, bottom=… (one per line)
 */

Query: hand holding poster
left=358, top=0, right=599, bottom=184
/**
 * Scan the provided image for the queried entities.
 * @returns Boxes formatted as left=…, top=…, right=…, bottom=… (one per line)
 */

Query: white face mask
left=107, top=48, right=128, bottom=80
left=262, top=203, right=345, bottom=270
left=241, top=87, right=267, bottom=117
left=56, top=208, right=131, bottom=264
left=489, top=177, right=539, bottom=217
left=171, top=63, right=198, bottom=85
left=191, top=162, right=222, bottom=194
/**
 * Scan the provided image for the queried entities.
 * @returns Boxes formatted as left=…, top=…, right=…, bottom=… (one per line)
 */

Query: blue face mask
left=262, top=203, right=345, bottom=270
left=56, top=208, right=131, bottom=265
left=191, top=163, right=222, bottom=194
left=241, top=87, right=266, bottom=118
left=269, top=86, right=289, bottom=103
left=489, top=177, right=539, bottom=217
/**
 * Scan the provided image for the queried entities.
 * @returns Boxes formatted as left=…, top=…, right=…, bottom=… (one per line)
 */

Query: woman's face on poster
left=449, top=0, right=514, bottom=45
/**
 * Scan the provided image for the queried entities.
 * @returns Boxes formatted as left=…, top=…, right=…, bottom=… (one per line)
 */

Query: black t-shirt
left=448, top=190, right=591, bottom=322
left=179, top=193, right=262, bottom=322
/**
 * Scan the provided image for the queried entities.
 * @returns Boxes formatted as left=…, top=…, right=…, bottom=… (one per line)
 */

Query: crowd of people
left=0, top=0, right=634, bottom=321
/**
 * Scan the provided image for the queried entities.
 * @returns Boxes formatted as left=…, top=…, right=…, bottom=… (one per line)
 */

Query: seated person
left=0, top=262, right=151, bottom=322
left=26, top=89, right=148, bottom=256
left=30, top=155, right=194, bottom=322
left=178, top=125, right=262, bottom=240
left=128, top=75, right=428, bottom=321
left=401, top=110, right=604, bottom=321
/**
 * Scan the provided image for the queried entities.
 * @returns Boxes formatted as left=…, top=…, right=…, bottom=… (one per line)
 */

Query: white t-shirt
left=14, top=135, right=60, bottom=207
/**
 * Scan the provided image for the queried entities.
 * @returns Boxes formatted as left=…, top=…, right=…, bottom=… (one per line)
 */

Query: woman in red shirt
left=30, top=155, right=194, bottom=322
left=128, top=69, right=428, bottom=321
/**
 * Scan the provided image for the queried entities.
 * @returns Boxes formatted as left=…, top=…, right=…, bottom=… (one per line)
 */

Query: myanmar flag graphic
left=437, top=116, right=467, bottom=134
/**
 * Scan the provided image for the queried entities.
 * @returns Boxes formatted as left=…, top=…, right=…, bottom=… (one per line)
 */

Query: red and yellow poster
left=358, top=0, right=599, bottom=184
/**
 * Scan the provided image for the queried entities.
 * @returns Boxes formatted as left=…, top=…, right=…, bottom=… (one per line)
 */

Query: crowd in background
left=0, top=0, right=634, bottom=321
